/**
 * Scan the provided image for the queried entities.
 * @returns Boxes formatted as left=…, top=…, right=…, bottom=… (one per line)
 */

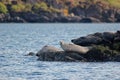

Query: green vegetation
left=106, top=0, right=120, bottom=8
left=32, top=2, right=48, bottom=13
left=0, top=2, right=8, bottom=14
left=0, top=0, right=120, bottom=15
left=24, top=4, right=32, bottom=12
left=11, top=4, right=25, bottom=12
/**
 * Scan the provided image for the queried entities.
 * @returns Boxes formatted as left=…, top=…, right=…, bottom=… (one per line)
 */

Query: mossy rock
left=86, top=45, right=120, bottom=61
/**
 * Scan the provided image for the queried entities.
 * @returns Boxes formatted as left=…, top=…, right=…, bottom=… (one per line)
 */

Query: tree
left=0, top=2, right=8, bottom=14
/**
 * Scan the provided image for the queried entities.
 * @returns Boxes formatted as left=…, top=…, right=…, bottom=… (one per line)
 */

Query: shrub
left=11, top=4, right=25, bottom=12
left=32, top=2, right=48, bottom=13
left=0, top=2, right=8, bottom=14
left=24, top=4, right=32, bottom=12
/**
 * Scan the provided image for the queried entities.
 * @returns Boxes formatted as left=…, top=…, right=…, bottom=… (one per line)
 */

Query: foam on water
left=0, top=23, right=120, bottom=80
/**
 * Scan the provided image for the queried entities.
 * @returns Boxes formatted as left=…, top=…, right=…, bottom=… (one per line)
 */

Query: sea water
left=0, top=23, right=120, bottom=80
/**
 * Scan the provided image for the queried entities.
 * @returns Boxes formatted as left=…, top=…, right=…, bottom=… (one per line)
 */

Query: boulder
left=37, top=51, right=87, bottom=62
left=71, top=34, right=102, bottom=46
left=72, top=31, right=116, bottom=46
left=25, top=52, right=35, bottom=56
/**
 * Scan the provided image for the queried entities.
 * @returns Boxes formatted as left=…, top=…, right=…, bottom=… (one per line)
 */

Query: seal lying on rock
left=37, top=45, right=62, bottom=53
left=36, top=45, right=63, bottom=61
left=36, top=45, right=62, bottom=56
left=60, top=41, right=90, bottom=54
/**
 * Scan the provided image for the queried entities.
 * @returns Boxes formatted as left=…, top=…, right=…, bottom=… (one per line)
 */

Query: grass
left=102, top=0, right=120, bottom=8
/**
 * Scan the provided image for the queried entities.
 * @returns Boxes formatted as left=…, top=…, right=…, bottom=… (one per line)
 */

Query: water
left=0, top=23, right=120, bottom=80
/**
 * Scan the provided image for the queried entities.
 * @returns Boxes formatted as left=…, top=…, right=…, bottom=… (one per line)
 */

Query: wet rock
left=37, top=51, right=87, bottom=62
left=72, top=31, right=116, bottom=46
left=26, top=52, right=35, bottom=56
left=113, top=55, right=120, bottom=62
left=80, top=17, right=101, bottom=23
left=72, top=34, right=102, bottom=46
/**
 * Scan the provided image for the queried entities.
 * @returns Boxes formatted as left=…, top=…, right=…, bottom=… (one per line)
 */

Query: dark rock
left=26, top=52, right=35, bottom=56
left=80, top=17, right=101, bottom=23
left=86, top=4, right=102, bottom=19
left=115, top=9, right=120, bottom=22
left=0, top=13, right=25, bottom=23
left=102, top=32, right=115, bottom=41
left=72, top=35, right=102, bottom=46
left=114, top=55, right=120, bottom=62
left=36, top=47, right=120, bottom=62
left=85, top=47, right=114, bottom=62
left=72, top=31, right=116, bottom=46
left=71, top=6, right=85, bottom=17
left=36, top=51, right=87, bottom=62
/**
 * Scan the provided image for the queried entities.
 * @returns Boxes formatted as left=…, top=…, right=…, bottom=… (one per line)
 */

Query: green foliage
left=106, top=0, right=120, bottom=8
left=113, top=42, right=120, bottom=51
left=24, top=4, right=32, bottom=12
left=49, top=6, right=60, bottom=13
left=11, top=4, right=25, bottom=12
left=32, top=2, right=48, bottom=13
left=0, top=2, right=8, bottom=14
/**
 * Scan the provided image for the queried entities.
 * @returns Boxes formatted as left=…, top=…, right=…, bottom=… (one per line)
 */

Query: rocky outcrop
left=71, top=31, right=118, bottom=46
left=36, top=51, right=87, bottom=62
left=28, top=31, right=120, bottom=62
left=35, top=45, right=120, bottom=62
left=0, top=13, right=25, bottom=23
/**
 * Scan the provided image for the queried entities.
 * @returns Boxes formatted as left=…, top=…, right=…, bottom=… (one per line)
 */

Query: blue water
left=0, top=23, right=120, bottom=80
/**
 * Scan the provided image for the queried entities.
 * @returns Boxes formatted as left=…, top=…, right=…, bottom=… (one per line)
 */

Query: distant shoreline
left=0, top=0, right=120, bottom=23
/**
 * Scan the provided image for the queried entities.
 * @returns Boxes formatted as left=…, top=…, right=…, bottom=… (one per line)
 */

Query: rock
left=60, top=41, right=89, bottom=54
left=103, top=32, right=115, bottom=39
left=86, top=4, right=103, bottom=19
left=53, top=16, right=81, bottom=23
left=80, top=17, right=101, bottom=23
left=26, top=52, right=35, bottom=56
left=71, top=6, right=85, bottom=17
left=37, top=51, right=87, bottom=62
left=72, top=34, right=102, bottom=46
left=114, top=55, right=120, bottom=62
left=72, top=31, right=116, bottom=46
left=115, top=9, right=120, bottom=22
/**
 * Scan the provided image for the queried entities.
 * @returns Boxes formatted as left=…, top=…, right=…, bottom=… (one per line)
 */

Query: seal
left=36, top=45, right=62, bottom=55
left=60, top=41, right=90, bottom=54
left=36, top=45, right=62, bottom=60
